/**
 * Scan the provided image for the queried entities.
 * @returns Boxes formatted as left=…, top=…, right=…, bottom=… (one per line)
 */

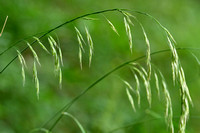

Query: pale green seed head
left=126, top=87, right=136, bottom=112
left=33, top=36, right=49, bottom=53
left=27, top=42, right=41, bottom=66
left=124, top=17, right=133, bottom=53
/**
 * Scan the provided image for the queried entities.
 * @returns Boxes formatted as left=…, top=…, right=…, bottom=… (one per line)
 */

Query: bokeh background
left=0, top=0, right=200, bottom=132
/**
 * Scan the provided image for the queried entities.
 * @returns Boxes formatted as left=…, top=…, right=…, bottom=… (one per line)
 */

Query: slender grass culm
left=0, top=16, right=8, bottom=37
left=0, top=8, right=198, bottom=133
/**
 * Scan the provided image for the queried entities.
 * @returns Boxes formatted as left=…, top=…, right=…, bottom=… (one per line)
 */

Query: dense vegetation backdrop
left=0, top=0, right=200, bottom=132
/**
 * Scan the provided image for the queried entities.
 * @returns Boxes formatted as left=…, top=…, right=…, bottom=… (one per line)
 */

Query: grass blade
left=190, top=52, right=200, bottom=65
left=30, top=128, right=50, bottom=133
left=0, top=16, right=8, bottom=37
left=62, top=112, right=86, bottom=133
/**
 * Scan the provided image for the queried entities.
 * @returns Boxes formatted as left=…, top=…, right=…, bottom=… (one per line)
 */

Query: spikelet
left=33, top=59, right=40, bottom=100
left=158, top=70, right=174, bottom=133
left=126, top=14, right=151, bottom=81
left=163, top=27, right=176, bottom=44
left=48, top=37, right=59, bottom=72
left=85, top=26, right=93, bottom=67
left=121, top=11, right=135, bottom=26
left=167, top=36, right=179, bottom=84
left=126, top=87, right=136, bottom=112
left=77, top=35, right=84, bottom=51
left=79, top=47, right=83, bottom=70
left=124, top=17, right=133, bottom=53
left=48, top=37, right=57, bottom=56
left=17, top=50, right=26, bottom=86
left=85, top=26, right=93, bottom=50
left=83, top=17, right=98, bottom=21
left=27, top=42, right=41, bottom=66
left=48, top=36, right=63, bottom=87
left=59, top=68, right=62, bottom=89
left=150, top=16, right=176, bottom=44
left=132, top=66, right=151, bottom=107
left=125, top=15, right=134, bottom=27
left=62, top=112, right=86, bottom=133
left=134, top=74, right=141, bottom=106
left=49, top=35, right=63, bottom=68
left=162, top=80, right=174, bottom=133
left=105, top=17, right=119, bottom=36
left=165, top=28, right=192, bottom=132
left=58, top=46, right=63, bottom=66
left=75, top=27, right=86, bottom=49
left=75, top=27, right=86, bottom=45
left=57, top=45, right=63, bottom=87
left=52, top=35, right=64, bottom=66
left=123, top=80, right=134, bottom=92
left=75, top=27, right=85, bottom=69
left=179, top=90, right=189, bottom=133
left=49, top=35, right=57, bottom=47
left=179, top=66, right=193, bottom=105
left=154, top=73, right=160, bottom=99
left=171, top=62, right=176, bottom=85
left=131, top=62, right=148, bottom=76
left=179, top=69, right=190, bottom=133
left=54, top=55, right=60, bottom=73
left=33, top=37, right=49, bottom=53
left=140, top=25, right=151, bottom=81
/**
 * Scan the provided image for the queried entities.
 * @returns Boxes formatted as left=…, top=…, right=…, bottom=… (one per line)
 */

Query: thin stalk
left=0, top=8, right=188, bottom=74
left=0, top=31, right=46, bottom=56
left=0, top=8, right=175, bottom=74
left=0, top=9, right=120, bottom=73
left=0, top=16, right=8, bottom=37
left=42, top=47, right=197, bottom=131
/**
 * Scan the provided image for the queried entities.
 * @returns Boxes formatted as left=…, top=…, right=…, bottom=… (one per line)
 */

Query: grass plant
left=0, top=8, right=198, bottom=133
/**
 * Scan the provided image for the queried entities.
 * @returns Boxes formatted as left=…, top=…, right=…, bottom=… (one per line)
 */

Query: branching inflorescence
left=0, top=9, right=195, bottom=133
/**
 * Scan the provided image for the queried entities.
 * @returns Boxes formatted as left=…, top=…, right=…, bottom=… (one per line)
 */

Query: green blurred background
left=0, top=0, right=200, bottom=132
